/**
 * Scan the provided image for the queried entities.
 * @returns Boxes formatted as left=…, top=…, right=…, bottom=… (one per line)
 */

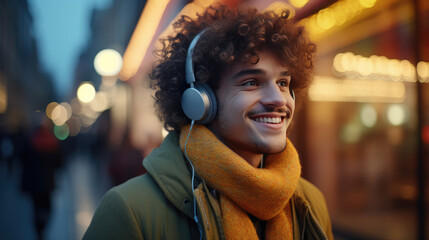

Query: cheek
left=290, top=100, right=295, bottom=112
left=218, top=92, right=250, bottom=113
left=216, top=94, right=251, bottom=128
left=285, top=93, right=295, bottom=111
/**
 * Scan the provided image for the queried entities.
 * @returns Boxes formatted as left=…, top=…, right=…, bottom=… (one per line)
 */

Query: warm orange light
left=333, top=52, right=416, bottom=82
left=422, top=126, right=429, bottom=144
left=303, top=0, right=378, bottom=38
left=119, top=0, right=171, bottom=81
left=308, top=76, right=405, bottom=103
left=359, top=0, right=377, bottom=8
left=290, top=0, right=309, bottom=8
left=317, top=8, right=335, bottom=30
left=417, top=61, right=429, bottom=82
left=120, top=0, right=223, bottom=81
left=0, top=80, right=6, bottom=114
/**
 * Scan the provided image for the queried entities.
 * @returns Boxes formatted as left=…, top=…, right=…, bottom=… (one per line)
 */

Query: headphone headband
left=182, top=28, right=217, bottom=123
left=185, top=29, right=209, bottom=85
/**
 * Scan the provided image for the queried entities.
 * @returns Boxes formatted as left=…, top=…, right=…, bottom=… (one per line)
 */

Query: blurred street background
left=1, top=0, right=429, bottom=239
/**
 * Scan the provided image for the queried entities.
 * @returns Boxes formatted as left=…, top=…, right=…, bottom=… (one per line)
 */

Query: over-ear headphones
left=181, top=29, right=217, bottom=124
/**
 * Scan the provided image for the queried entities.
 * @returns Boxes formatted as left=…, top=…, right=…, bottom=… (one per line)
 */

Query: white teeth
left=254, top=117, right=282, bottom=123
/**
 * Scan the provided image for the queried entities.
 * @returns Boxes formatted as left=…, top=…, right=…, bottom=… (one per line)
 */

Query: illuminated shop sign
left=309, top=52, right=428, bottom=103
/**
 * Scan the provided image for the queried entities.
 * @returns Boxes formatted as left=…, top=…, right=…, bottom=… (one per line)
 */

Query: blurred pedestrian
left=84, top=3, right=333, bottom=240
left=21, top=120, right=63, bottom=240
left=108, top=131, right=145, bottom=186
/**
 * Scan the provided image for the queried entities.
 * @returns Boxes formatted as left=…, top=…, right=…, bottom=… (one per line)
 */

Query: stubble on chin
left=252, top=139, right=287, bottom=155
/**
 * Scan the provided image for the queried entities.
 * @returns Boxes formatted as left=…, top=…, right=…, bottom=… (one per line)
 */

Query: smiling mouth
left=252, top=116, right=283, bottom=124
left=249, top=109, right=291, bottom=124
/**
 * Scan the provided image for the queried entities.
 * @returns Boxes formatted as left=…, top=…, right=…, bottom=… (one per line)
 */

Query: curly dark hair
left=150, top=4, right=316, bottom=132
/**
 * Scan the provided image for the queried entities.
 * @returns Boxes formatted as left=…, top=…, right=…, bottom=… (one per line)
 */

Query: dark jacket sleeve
left=83, top=189, right=144, bottom=240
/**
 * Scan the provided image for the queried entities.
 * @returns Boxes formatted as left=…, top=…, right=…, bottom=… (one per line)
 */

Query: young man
left=84, top=4, right=333, bottom=240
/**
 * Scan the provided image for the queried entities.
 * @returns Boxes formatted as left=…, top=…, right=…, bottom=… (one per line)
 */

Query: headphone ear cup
left=181, top=83, right=217, bottom=124
left=196, top=83, right=217, bottom=124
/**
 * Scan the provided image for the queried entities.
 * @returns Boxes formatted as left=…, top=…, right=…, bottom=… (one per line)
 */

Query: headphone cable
left=184, top=120, right=202, bottom=240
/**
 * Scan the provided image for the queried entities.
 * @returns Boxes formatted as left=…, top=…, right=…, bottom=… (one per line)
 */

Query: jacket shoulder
left=84, top=174, right=192, bottom=240
left=113, top=174, right=164, bottom=204
left=83, top=176, right=150, bottom=239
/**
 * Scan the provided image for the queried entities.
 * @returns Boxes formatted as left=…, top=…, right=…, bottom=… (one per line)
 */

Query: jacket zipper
left=198, top=194, right=210, bottom=231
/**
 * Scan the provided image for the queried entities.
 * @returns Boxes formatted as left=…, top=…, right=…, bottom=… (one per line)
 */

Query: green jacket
left=83, top=132, right=334, bottom=240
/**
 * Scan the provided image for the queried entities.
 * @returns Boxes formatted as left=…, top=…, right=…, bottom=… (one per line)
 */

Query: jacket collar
left=291, top=179, right=329, bottom=240
left=143, top=132, right=194, bottom=219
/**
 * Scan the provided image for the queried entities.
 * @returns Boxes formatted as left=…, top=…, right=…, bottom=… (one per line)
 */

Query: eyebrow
left=231, top=69, right=291, bottom=81
left=231, top=69, right=265, bottom=80
left=280, top=71, right=291, bottom=77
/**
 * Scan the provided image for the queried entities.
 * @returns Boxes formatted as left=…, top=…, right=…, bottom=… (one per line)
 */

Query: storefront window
left=293, top=0, right=429, bottom=238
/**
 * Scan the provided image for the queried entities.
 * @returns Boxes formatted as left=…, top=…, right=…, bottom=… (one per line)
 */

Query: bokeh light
left=68, top=116, right=82, bottom=137
left=359, top=0, right=377, bottom=8
left=387, top=104, right=405, bottom=126
left=356, top=56, right=372, bottom=76
left=304, top=0, right=378, bottom=37
left=60, top=102, right=73, bottom=121
left=45, top=102, right=58, bottom=119
left=290, top=0, right=309, bottom=8
left=93, top=49, right=123, bottom=76
left=79, top=105, right=100, bottom=127
left=360, top=104, right=377, bottom=128
left=71, top=98, right=83, bottom=115
left=77, top=82, right=96, bottom=103
left=89, top=91, right=110, bottom=112
left=309, top=76, right=405, bottom=103
left=417, top=61, right=429, bottom=82
left=332, top=52, right=416, bottom=82
left=51, top=104, right=68, bottom=126
left=341, top=122, right=362, bottom=143
left=317, top=8, right=335, bottom=30
left=54, top=124, right=70, bottom=140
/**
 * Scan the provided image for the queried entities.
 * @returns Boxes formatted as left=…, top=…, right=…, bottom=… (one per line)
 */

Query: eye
left=277, top=79, right=289, bottom=88
left=278, top=81, right=287, bottom=87
left=241, top=79, right=258, bottom=86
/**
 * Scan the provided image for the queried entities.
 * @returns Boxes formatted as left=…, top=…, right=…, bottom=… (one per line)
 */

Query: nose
left=260, top=82, right=287, bottom=107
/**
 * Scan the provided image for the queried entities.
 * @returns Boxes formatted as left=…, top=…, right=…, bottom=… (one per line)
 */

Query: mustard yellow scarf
left=180, top=124, right=301, bottom=240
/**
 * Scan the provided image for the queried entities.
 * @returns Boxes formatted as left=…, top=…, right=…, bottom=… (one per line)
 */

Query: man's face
left=207, top=50, right=295, bottom=162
